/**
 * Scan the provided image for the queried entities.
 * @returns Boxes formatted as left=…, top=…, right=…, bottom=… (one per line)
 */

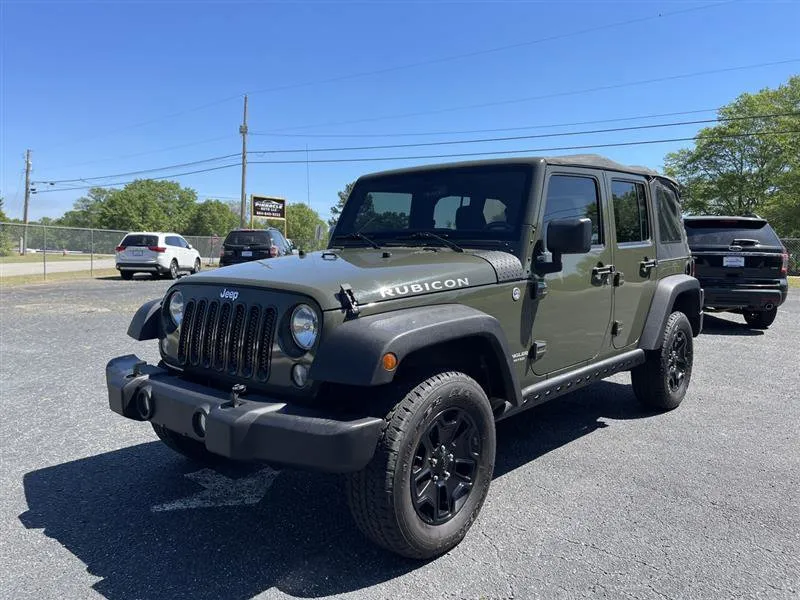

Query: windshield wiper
left=332, top=232, right=382, bottom=249
left=398, top=231, right=464, bottom=253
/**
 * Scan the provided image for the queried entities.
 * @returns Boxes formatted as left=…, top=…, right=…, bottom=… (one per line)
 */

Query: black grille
left=176, top=298, right=276, bottom=381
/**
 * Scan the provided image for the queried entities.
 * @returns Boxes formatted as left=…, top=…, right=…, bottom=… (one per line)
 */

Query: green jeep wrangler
left=107, top=155, right=703, bottom=559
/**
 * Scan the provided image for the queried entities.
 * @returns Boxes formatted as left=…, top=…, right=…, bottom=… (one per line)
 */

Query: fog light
left=291, top=364, right=309, bottom=387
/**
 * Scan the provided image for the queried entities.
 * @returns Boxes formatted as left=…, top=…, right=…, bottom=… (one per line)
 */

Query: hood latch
left=338, top=283, right=360, bottom=317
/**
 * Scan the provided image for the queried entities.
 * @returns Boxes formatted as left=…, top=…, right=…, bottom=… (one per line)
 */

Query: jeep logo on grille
left=220, top=288, right=240, bottom=301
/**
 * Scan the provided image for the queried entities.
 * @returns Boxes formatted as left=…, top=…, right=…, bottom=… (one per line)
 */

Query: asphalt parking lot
left=0, top=276, right=797, bottom=600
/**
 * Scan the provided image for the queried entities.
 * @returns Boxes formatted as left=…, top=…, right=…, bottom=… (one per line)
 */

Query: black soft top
left=360, top=154, right=677, bottom=186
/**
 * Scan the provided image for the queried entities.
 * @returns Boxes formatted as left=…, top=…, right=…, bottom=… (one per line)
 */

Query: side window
left=611, top=180, right=650, bottom=244
left=178, top=237, right=189, bottom=248
left=272, top=231, right=288, bottom=252
left=543, top=175, right=603, bottom=246
left=655, top=185, right=683, bottom=243
left=433, top=196, right=469, bottom=229
left=165, top=236, right=178, bottom=247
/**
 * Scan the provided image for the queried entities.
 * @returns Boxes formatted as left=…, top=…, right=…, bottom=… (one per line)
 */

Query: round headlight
left=168, top=291, right=184, bottom=326
left=290, top=304, right=318, bottom=350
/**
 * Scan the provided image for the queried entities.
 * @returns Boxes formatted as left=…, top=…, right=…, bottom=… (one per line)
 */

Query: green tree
left=185, top=199, right=240, bottom=236
left=96, top=179, right=198, bottom=232
left=0, top=195, right=8, bottom=222
left=0, top=196, right=13, bottom=256
left=57, top=187, right=112, bottom=228
left=329, top=181, right=355, bottom=228
left=664, top=76, right=800, bottom=234
left=266, top=203, right=327, bottom=250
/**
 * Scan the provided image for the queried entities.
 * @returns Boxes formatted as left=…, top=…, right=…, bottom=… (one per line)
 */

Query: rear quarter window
left=121, top=234, right=157, bottom=247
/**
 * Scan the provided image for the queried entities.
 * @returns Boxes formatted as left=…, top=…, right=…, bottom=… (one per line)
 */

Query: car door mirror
left=547, top=218, right=592, bottom=254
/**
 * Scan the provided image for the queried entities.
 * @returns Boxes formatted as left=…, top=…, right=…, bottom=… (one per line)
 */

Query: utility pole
left=239, top=94, right=248, bottom=227
left=22, top=149, right=32, bottom=255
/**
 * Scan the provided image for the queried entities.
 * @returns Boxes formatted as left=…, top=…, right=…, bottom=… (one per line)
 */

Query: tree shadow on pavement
left=700, top=314, right=764, bottom=337
left=19, top=381, right=656, bottom=599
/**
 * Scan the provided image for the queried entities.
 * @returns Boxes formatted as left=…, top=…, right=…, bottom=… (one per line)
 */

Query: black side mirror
left=547, top=218, right=592, bottom=254
left=536, top=218, right=592, bottom=274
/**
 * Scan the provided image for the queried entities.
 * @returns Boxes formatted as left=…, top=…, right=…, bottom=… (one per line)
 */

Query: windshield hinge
left=338, top=283, right=360, bottom=317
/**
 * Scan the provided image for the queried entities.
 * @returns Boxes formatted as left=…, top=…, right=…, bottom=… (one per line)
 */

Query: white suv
left=115, top=232, right=201, bottom=280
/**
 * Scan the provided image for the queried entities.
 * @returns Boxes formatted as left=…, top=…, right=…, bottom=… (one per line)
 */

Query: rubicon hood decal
left=379, top=278, right=470, bottom=298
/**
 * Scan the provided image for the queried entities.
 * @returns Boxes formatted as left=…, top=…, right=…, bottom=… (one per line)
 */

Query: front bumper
left=106, top=354, right=383, bottom=473
left=701, top=282, right=788, bottom=310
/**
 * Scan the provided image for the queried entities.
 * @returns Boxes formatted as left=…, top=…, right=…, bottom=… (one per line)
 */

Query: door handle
left=640, top=257, right=658, bottom=277
left=592, top=264, right=615, bottom=277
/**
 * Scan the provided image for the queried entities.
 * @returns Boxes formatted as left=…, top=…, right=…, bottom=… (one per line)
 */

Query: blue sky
left=1, top=0, right=798, bottom=223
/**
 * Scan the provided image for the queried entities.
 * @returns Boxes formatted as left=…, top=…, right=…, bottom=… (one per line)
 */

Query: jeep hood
left=185, top=248, right=515, bottom=310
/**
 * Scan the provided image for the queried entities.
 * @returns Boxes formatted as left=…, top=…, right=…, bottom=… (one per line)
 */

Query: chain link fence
left=782, top=238, right=800, bottom=276
left=0, top=223, right=220, bottom=280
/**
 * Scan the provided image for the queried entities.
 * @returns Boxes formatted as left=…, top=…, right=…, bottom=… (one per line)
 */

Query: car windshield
left=333, top=165, right=531, bottom=246
left=224, top=231, right=271, bottom=246
left=121, top=234, right=157, bottom=247
left=684, top=219, right=782, bottom=247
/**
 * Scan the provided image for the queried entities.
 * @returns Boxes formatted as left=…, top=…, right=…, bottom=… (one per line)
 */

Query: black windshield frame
left=333, top=165, right=533, bottom=248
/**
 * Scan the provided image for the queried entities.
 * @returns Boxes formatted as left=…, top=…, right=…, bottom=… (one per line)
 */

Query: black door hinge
left=338, top=283, right=360, bottom=317
left=611, top=321, right=624, bottom=336
left=531, top=340, right=548, bottom=361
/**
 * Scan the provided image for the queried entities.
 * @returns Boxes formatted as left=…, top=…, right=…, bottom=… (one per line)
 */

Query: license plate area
left=723, top=255, right=744, bottom=267
left=241, top=250, right=252, bottom=257
left=132, top=248, right=143, bottom=256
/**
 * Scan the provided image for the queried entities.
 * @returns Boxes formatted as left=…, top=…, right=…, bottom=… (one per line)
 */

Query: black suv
left=684, top=215, right=789, bottom=328
left=219, top=228, right=292, bottom=267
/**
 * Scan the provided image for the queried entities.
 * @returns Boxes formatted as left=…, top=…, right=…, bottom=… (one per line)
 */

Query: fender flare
left=127, top=298, right=162, bottom=341
left=640, top=275, right=703, bottom=349
left=310, top=304, right=523, bottom=405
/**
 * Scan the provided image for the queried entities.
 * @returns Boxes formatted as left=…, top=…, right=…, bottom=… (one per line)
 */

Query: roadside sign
left=252, top=196, right=286, bottom=220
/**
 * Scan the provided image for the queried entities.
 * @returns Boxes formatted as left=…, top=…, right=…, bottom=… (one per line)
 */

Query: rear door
left=117, top=234, right=159, bottom=264
left=685, top=218, right=785, bottom=283
left=607, top=175, right=657, bottom=349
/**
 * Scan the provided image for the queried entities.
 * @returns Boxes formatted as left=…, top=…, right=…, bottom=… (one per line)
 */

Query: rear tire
left=167, top=259, right=179, bottom=280
left=631, top=311, right=693, bottom=411
left=120, top=271, right=133, bottom=280
left=151, top=423, right=218, bottom=464
left=346, top=372, right=496, bottom=560
left=743, top=307, right=777, bottom=329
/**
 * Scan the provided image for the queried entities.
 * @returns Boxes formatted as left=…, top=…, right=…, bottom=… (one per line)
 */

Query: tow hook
left=221, top=383, right=247, bottom=409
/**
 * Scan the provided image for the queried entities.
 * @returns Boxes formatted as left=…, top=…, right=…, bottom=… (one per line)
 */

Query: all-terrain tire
left=743, top=307, right=777, bottom=329
left=151, top=423, right=218, bottom=464
left=346, top=372, right=496, bottom=560
left=631, top=311, right=693, bottom=411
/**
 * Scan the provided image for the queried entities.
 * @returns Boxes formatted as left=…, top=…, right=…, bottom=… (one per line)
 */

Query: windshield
left=333, top=165, right=531, bottom=246
left=684, top=219, right=782, bottom=247
left=224, top=230, right=271, bottom=246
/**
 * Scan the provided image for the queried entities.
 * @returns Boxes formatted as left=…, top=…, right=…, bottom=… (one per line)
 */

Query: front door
left=530, top=169, right=614, bottom=376
left=607, top=175, right=658, bottom=349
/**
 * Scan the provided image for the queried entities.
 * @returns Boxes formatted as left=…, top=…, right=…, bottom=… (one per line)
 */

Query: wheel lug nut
left=433, top=475, right=439, bottom=482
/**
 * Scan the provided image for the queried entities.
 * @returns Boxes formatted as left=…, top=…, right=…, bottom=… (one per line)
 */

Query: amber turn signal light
left=382, top=352, right=398, bottom=371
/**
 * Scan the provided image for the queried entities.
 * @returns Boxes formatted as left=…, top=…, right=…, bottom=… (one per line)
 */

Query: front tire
left=120, top=271, right=133, bottom=280
left=191, top=258, right=201, bottom=274
left=631, top=311, right=693, bottom=411
left=743, top=307, right=777, bottom=329
left=346, top=372, right=496, bottom=560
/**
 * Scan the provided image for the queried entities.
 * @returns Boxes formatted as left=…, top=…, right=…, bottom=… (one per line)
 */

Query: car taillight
left=270, top=245, right=278, bottom=258
left=781, top=250, right=788, bottom=276
left=220, top=248, right=225, bottom=257
left=115, top=245, right=125, bottom=252
left=148, top=246, right=166, bottom=253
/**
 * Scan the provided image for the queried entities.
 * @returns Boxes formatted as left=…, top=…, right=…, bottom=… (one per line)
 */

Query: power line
left=248, top=129, right=800, bottom=165
left=35, top=153, right=240, bottom=185
left=268, top=58, right=800, bottom=132
left=246, top=0, right=735, bottom=97
left=36, top=162, right=241, bottom=194
left=36, top=129, right=798, bottom=195
left=251, top=108, right=723, bottom=138
left=248, top=112, right=800, bottom=155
